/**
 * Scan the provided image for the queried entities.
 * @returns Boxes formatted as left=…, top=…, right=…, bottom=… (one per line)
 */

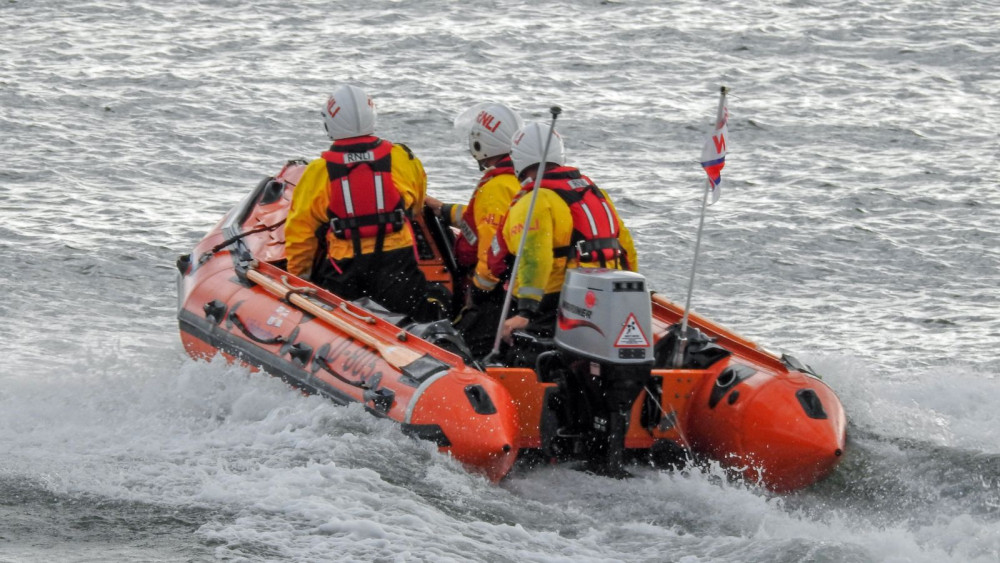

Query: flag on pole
left=700, top=95, right=729, bottom=205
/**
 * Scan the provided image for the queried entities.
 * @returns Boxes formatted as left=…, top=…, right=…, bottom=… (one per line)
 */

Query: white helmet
left=510, top=121, right=566, bottom=177
left=458, top=102, right=523, bottom=162
left=322, top=85, right=376, bottom=140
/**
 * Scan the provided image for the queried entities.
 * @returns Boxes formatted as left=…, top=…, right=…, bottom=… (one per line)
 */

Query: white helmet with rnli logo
left=470, top=103, right=523, bottom=161
left=454, top=102, right=523, bottom=162
left=510, top=121, right=565, bottom=177
left=322, top=85, right=376, bottom=140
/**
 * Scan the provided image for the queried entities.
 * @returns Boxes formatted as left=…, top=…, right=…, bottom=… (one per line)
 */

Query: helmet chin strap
left=477, top=154, right=504, bottom=172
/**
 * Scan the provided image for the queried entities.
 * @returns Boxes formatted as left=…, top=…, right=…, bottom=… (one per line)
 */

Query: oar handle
left=246, top=268, right=383, bottom=350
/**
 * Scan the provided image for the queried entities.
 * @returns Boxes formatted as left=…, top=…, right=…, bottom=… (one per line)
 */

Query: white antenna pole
left=672, top=87, right=728, bottom=368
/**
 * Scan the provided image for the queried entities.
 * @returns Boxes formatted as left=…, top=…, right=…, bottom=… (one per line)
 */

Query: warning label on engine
left=615, top=313, right=649, bottom=348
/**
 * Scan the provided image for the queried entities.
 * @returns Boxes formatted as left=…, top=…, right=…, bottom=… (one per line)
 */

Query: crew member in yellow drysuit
left=426, top=102, right=524, bottom=357
left=285, top=84, right=446, bottom=322
left=488, top=122, right=638, bottom=345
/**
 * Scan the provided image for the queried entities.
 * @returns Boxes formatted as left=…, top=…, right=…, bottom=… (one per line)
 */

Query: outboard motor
left=548, top=268, right=654, bottom=476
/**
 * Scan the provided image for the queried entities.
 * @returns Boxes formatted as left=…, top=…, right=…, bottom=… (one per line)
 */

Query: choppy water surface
left=2, top=1, right=998, bottom=561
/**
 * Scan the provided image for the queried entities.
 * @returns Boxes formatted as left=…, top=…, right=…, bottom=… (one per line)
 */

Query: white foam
left=810, top=353, right=1000, bottom=452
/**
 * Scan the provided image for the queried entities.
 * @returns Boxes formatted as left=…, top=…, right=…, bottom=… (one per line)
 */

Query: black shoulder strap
left=396, top=142, right=415, bottom=160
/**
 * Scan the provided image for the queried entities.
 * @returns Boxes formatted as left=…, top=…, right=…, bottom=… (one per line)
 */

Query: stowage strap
left=553, top=237, right=621, bottom=259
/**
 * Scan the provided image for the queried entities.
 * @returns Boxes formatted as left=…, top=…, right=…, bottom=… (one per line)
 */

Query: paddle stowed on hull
left=176, top=161, right=847, bottom=492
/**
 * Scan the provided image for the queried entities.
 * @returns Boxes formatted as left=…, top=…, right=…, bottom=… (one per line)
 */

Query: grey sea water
left=1, top=1, right=998, bottom=561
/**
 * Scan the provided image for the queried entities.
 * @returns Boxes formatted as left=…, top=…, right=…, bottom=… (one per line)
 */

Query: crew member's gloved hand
left=501, top=314, right=531, bottom=345
left=425, top=195, right=444, bottom=216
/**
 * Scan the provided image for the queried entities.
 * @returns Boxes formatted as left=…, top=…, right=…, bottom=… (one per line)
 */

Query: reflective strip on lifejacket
left=341, top=178, right=354, bottom=214
left=601, top=201, right=617, bottom=236
left=580, top=202, right=599, bottom=236
left=374, top=174, right=385, bottom=210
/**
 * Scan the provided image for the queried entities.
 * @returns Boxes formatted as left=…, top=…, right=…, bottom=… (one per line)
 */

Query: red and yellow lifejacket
left=321, top=136, right=406, bottom=255
left=486, top=166, right=625, bottom=278
left=542, top=167, right=624, bottom=267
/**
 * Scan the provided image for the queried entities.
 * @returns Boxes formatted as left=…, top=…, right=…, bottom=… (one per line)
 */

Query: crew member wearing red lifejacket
left=426, top=103, right=524, bottom=357
left=285, top=85, right=446, bottom=323
left=489, top=122, right=638, bottom=344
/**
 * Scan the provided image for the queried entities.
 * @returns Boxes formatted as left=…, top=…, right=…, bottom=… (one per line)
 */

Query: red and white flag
left=700, top=98, right=729, bottom=205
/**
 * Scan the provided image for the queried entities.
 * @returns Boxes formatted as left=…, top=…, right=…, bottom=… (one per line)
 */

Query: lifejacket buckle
left=392, top=208, right=406, bottom=230
left=329, top=217, right=345, bottom=238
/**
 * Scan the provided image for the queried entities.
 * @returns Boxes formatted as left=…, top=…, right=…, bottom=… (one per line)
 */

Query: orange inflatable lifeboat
left=177, top=161, right=846, bottom=492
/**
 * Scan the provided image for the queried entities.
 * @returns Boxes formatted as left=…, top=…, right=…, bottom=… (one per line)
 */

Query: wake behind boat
left=176, top=159, right=846, bottom=492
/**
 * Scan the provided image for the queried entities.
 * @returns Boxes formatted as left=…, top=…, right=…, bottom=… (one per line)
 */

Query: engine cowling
left=555, top=268, right=654, bottom=364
